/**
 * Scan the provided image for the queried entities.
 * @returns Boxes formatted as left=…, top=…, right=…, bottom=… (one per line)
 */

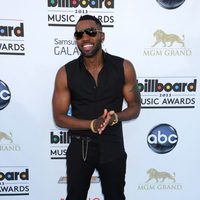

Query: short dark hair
left=76, top=15, right=102, bottom=29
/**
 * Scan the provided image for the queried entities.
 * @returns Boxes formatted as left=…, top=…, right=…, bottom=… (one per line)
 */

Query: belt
left=68, top=134, right=92, bottom=161
left=69, top=135, right=92, bottom=141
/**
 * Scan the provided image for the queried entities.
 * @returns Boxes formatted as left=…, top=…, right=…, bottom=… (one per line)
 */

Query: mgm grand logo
left=145, top=168, right=176, bottom=183
left=144, top=29, right=192, bottom=56
left=0, top=131, right=21, bottom=151
left=0, top=131, right=13, bottom=143
left=137, top=168, right=183, bottom=191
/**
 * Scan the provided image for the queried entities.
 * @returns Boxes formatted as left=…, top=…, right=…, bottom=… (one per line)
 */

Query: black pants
left=66, top=138, right=127, bottom=200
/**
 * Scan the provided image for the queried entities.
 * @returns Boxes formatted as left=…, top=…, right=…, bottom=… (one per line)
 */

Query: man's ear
left=101, top=32, right=105, bottom=43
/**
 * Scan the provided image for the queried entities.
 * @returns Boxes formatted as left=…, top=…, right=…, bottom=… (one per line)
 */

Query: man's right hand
left=92, top=109, right=118, bottom=134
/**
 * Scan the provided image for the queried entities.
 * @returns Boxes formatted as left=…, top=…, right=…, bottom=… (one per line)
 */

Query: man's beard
left=79, top=41, right=102, bottom=58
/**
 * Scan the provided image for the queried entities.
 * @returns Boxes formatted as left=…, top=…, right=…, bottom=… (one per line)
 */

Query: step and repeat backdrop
left=1, top=0, right=200, bottom=200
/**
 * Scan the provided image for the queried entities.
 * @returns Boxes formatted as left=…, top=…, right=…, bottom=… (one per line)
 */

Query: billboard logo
left=48, top=0, right=114, bottom=8
left=47, top=0, right=115, bottom=27
left=138, top=78, right=196, bottom=93
left=0, top=23, right=24, bottom=37
left=50, top=129, right=68, bottom=159
left=51, top=130, right=68, bottom=144
left=0, top=166, right=29, bottom=196
left=0, top=20, right=25, bottom=55
left=0, top=169, right=28, bottom=181
left=156, top=0, right=185, bottom=9
left=138, top=77, right=197, bottom=109
left=0, top=80, right=11, bottom=110
left=147, top=124, right=178, bottom=154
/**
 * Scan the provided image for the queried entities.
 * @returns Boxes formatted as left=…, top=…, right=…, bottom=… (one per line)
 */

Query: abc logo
left=0, top=80, right=11, bottom=110
left=156, top=0, right=185, bottom=9
left=147, top=124, right=178, bottom=154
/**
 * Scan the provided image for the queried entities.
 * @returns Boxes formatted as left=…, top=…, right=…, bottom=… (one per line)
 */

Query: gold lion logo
left=146, top=168, right=176, bottom=183
left=0, top=131, right=13, bottom=143
left=152, top=29, right=184, bottom=47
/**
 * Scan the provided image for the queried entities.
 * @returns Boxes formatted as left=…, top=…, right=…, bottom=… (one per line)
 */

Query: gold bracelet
left=110, top=113, right=118, bottom=126
left=90, top=119, right=97, bottom=133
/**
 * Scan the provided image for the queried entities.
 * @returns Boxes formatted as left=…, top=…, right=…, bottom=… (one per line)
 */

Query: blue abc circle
left=0, top=80, right=11, bottom=110
left=156, top=0, right=185, bottom=9
left=147, top=124, right=178, bottom=154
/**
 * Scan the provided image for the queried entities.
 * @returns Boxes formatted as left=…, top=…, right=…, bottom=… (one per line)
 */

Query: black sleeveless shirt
left=65, top=52, right=126, bottom=163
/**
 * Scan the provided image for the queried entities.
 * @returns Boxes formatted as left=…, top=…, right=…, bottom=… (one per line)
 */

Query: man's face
left=75, top=20, right=104, bottom=58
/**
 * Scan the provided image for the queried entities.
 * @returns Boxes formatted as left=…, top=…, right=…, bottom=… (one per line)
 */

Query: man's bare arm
left=116, top=59, right=141, bottom=121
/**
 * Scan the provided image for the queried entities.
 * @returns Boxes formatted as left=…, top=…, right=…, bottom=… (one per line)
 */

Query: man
left=52, top=15, right=141, bottom=200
